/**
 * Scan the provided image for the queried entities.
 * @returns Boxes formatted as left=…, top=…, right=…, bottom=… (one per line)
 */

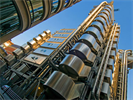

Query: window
left=51, top=0, right=59, bottom=13
left=64, top=0, right=69, bottom=7
left=26, top=0, right=44, bottom=23
left=58, top=30, right=73, bottom=33
left=73, top=0, right=76, bottom=3
left=0, top=0, right=20, bottom=37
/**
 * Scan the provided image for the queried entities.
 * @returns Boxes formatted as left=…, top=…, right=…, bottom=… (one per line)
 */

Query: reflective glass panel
left=64, top=0, right=69, bottom=7
left=73, top=0, right=76, bottom=3
left=51, top=0, right=59, bottom=13
left=0, top=0, right=19, bottom=37
left=26, top=0, right=43, bottom=23
left=58, top=30, right=73, bottom=33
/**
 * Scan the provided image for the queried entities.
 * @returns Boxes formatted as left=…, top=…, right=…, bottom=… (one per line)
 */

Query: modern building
left=0, top=0, right=81, bottom=44
left=112, top=50, right=133, bottom=100
left=0, top=40, right=20, bottom=55
left=0, top=1, right=133, bottom=100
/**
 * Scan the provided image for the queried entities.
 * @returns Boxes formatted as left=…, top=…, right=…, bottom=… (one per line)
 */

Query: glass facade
left=73, top=0, right=76, bottom=3
left=64, top=0, right=69, bottom=7
left=51, top=0, right=59, bottom=13
left=58, top=30, right=73, bottom=33
left=0, top=0, right=20, bottom=38
left=26, top=0, right=44, bottom=23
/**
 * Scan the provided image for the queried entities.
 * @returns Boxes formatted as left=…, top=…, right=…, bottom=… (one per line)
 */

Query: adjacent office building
left=0, top=0, right=81, bottom=44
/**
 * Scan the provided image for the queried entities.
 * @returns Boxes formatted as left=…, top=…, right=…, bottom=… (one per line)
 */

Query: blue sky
left=12, top=0, right=133, bottom=99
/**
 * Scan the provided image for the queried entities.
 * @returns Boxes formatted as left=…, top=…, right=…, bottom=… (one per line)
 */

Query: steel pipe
left=20, top=67, right=40, bottom=87
left=58, top=1, right=108, bottom=50
left=83, top=7, right=104, bottom=31
left=96, top=23, right=117, bottom=98
left=123, top=50, right=132, bottom=100
left=91, top=24, right=115, bottom=97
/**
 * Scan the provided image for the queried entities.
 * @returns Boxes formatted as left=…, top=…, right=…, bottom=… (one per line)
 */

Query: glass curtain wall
left=64, top=0, right=69, bottom=7
left=0, top=0, right=20, bottom=38
left=73, top=0, right=76, bottom=3
left=51, top=0, right=59, bottom=13
left=26, top=0, right=44, bottom=23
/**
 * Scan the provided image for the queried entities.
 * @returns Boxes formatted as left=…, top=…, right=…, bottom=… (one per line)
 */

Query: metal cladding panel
left=103, top=7, right=112, bottom=20
left=41, top=42, right=60, bottom=49
left=95, top=17, right=107, bottom=30
left=98, top=13, right=108, bottom=21
left=86, top=27, right=103, bottom=44
left=5, top=54, right=16, bottom=66
left=101, top=10, right=110, bottom=18
left=115, top=33, right=119, bottom=38
left=87, top=51, right=96, bottom=63
left=101, top=82, right=110, bottom=100
left=24, top=54, right=46, bottom=64
left=105, top=68, right=112, bottom=85
left=101, top=10, right=111, bottom=22
left=93, top=42, right=100, bottom=52
left=47, top=38, right=65, bottom=43
left=98, top=13, right=109, bottom=26
left=46, top=30, right=51, bottom=37
left=17, top=64, right=28, bottom=72
left=99, top=36, right=104, bottom=43
left=0, top=60, right=7, bottom=75
left=112, top=43, right=118, bottom=51
left=78, top=34, right=96, bottom=48
left=59, top=54, right=91, bottom=78
left=20, top=44, right=31, bottom=54
left=78, top=34, right=100, bottom=54
left=103, top=7, right=111, bottom=14
left=33, top=35, right=43, bottom=44
left=44, top=71, right=84, bottom=99
left=39, top=32, right=47, bottom=40
left=40, top=32, right=46, bottom=37
left=13, top=48, right=24, bottom=59
left=116, top=29, right=120, bottom=33
left=27, top=40, right=38, bottom=49
left=110, top=50, right=116, bottom=60
left=113, top=37, right=119, bottom=44
left=33, top=48, right=54, bottom=56
left=0, top=46, right=7, bottom=57
left=53, top=33, right=70, bottom=38
left=9, top=64, right=29, bottom=83
left=107, top=58, right=114, bottom=71
left=105, top=5, right=112, bottom=10
left=69, top=43, right=96, bottom=63
left=91, top=21, right=105, bottom=38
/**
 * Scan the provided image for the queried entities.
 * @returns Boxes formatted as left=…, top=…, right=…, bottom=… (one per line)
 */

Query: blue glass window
left=73, top=0, right=76, bottom=3
left=64, top=0, right=69, bottom=7
left=0, top=0, right=20, bottom=37
left=51, top=0, right=59, bottom=13
left=58, top=30, right=73, bottom=33
left=26, top=0, right=44, bottom=23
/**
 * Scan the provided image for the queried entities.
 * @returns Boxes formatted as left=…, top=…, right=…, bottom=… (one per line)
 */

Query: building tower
left=0, top=0, right=81, bottom=44
left=0, top=1, right=132, bottom=100
left=112, top=50, right=133, bottom=100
